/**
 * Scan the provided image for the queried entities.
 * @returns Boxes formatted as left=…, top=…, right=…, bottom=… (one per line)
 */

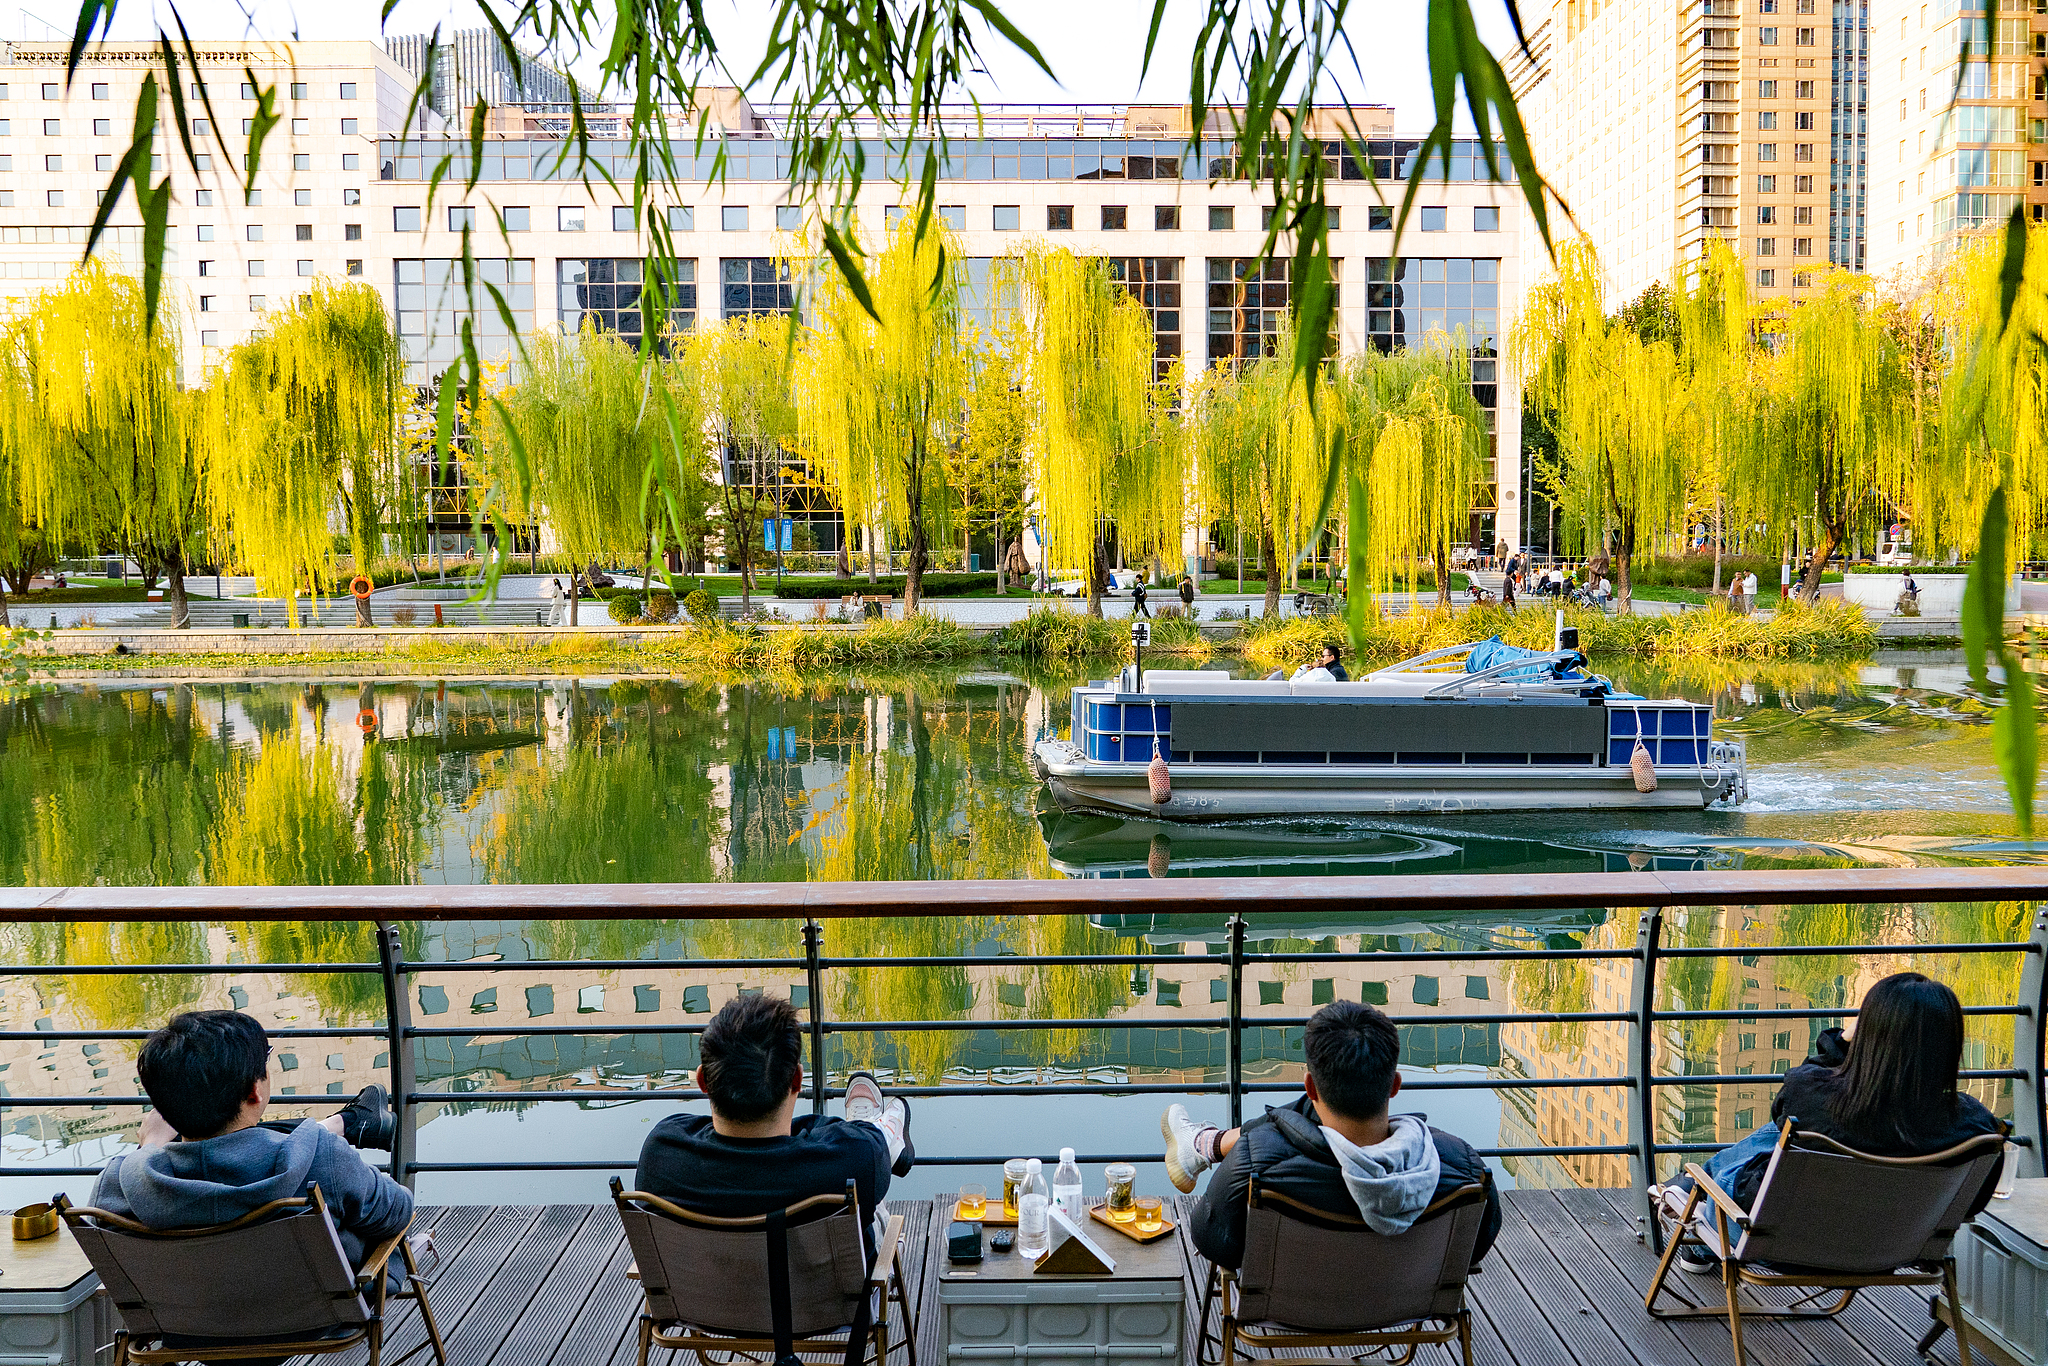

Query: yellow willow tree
left=213, top=283, right=407, bottom=624
left=1511, top=240, right=1692, bottom=614
left=1192, top=350, right=1330, bottom=619
left=1340, top=344, right=1487, bottom=612
left=1007, top=247, right=1185, bottom=618
left=4, top=267, right=212, bottom=627
left=693, top=315, right=797, bottom=610
left=946, top=319, right=1035, bottom=593
left=478, top=324, right=687, bottom=625
left=1747, top=269, right=1912, bottom=601
left=798, top=219, right=967, bottom=615
left=1674, top=242, right=1756, bottom=594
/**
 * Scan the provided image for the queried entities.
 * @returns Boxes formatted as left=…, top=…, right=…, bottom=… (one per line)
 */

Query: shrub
left=390, top=606, right=419, bottom=627
left=1148, top=612, right=1211, bottom=656
left=995, top=606, right=1127, bottom=659
left=645, top=591, right=679, bottom=623
left=774, top=573, right=998, bottom=599
left=683, top=588, right=720, bottom=622
left=607, top=593, right=644, bottom=624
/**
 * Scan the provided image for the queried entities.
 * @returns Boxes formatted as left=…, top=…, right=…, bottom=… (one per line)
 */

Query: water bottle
left=1052, top=1146, right=1084, bottom=1225
left=1017, top=1157, right=1051, bottom=1259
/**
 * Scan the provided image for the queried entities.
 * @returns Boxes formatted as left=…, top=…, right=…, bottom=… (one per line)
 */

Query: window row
left=1750, top=237, right=1818, bottom=256
left=1754, top=270, right=1818, bottom=288
left=390, top=202, right=1506, bottom=236
left=9, top=116, right=364, bottom=137
left=1755, top=25, right=1821, bottom=44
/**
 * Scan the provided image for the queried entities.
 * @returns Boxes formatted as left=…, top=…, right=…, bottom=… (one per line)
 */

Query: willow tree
left=1194, top=347, right=1336, bottom=620
left=1341, top=345, right=1487, bottom=610
left=1009, top=247, right=1185, bottom=618
left=1512, top=240, right=1692, bottom=613
left=946, top=319, right=1034, bottom=593
left=1747, top=270, right=1911, bottom=600
left=214, top=283, right=406, bottom=624
left=3, top=267, right=213, bottom=627
left=1673, top=242, right=1755, bottom=594
left=693, top=315, right=797, bottom=609
left=478, top=324, right=683, bottom=625
left=799, top=219, right=968, bottom=614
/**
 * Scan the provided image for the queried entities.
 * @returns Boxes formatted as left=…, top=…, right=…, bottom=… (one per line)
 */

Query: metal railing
left=2, top=868, right=2044, bottom=1254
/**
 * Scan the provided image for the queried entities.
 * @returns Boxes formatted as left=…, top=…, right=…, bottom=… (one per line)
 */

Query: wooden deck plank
left=383, top=1206, right=549, bottom=1366
left=442, top=1205, right=593, bottom=1366
left=545, top=1232, right=641, bottom=1366
left=486, top=1210, right=625, bottom=1366
left=1491, top=1191, right=1668, bottom=1366
left=1505, top=1189, right=1709, bottom=1366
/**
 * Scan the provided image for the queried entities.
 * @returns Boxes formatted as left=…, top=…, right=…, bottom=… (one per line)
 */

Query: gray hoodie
left=1322, top=1113, right=1443, bottom=1235
left=90, top=1121, right=412, bottom=1269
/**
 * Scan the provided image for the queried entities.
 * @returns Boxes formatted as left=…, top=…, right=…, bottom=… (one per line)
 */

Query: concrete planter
left=1839, top=570, right=2018, bottom=616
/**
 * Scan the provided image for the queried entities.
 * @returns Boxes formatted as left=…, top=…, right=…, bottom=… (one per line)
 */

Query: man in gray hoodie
left=90, top=1011, right=413, bottom=1277
left=1161, top=1000, right=1500, bottom=1271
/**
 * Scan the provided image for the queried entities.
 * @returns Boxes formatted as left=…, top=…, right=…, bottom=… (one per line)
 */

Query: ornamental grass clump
left=994, top=606, right=1128, bottom=659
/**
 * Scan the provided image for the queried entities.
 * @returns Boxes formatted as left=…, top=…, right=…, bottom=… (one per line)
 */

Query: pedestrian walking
left=1502, top=565, right=1517, bottom=613
left=1177, top=575, right=1196, bottom=610
left=546, top=577, right=565, bottom=626
left=1780, top=560, right=1793, bottom=603
left=1744, top=570, right=1759, bottom=614
left=1132, top=580, right=1151, bottom=618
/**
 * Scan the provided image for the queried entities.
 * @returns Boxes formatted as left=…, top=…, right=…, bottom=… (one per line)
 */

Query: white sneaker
left=844, top=1072, right=884, bottom=1124
left=1162, top=1103, right=1212, bottom=1193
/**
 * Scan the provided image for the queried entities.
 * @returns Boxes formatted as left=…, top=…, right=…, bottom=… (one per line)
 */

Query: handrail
left=0, top=868, right=2042, bottom=1222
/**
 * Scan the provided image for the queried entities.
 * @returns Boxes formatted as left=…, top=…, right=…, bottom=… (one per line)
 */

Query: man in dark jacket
left=1162, top=1000, right=1499, bottom=1271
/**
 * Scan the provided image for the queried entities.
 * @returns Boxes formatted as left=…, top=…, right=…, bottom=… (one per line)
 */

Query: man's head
left=697, top=994, right=804, bottom=1122
left=1317, top=644, right=1342, bottom=670
left=137, top=1011, right=271, bottom=1139
left=1302, top=1000, right=1401, bottom=1122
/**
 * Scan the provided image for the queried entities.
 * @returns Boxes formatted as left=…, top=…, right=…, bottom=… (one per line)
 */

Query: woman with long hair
left=1670, top=971, right=2004, bottom=1272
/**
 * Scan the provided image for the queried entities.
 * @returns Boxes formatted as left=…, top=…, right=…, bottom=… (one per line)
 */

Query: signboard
left=1130, top=621, right=1152, bottom=647
left=762, top=517, right=794, bottom=552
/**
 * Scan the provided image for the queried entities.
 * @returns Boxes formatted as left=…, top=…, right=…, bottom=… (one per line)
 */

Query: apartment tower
left=1507, top=0, right=1868, bottom=304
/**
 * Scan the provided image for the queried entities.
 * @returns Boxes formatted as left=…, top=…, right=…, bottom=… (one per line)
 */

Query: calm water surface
left=0, top=654, right=2033, bottom=1202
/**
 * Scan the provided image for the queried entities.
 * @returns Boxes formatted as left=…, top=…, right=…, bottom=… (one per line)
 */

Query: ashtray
left=11, top=1203, right=56, bottom=1240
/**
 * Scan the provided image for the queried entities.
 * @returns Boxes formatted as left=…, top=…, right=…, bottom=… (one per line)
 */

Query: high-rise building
left=1865, top=0, right=2045, bottom=284
left=385, top=29, right=574, bottom=120
left=1505, top=0, right=1867, bottom=304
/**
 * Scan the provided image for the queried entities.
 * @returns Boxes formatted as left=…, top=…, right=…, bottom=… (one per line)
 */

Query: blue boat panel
left=1608, top=740, right=1635, bottom=765
left=1125, top=733, right=1165, bottom=760
left=1089, top=701, right=1121, bottom=732
left=1661, top=739, right=1705, bottom=765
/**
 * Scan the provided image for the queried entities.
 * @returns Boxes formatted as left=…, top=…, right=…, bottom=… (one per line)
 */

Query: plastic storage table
left=0, top=1225, right=111, bottom=1366
left=937, top=1215, right=1184, bottom=1366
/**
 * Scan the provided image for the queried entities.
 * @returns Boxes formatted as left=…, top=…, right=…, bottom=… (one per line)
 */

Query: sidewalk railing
left=2, top=868, right=2042, bottom=1253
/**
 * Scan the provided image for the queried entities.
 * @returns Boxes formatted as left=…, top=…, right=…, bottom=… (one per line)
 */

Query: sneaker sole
left=1161, top=1110, right=1197, bottom=1194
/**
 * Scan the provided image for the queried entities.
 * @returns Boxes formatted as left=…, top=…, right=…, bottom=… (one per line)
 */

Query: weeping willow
left=1511, top=240, right=1693, bottom=613
left=691, top=315, right=798, bottom=608
left=1675, top=242, right=1756, bottom=591
left=1006, top=246, right=1185, bottom=618
left=1341, top=345, right=1487, bottom=611
left=798, top=219, right=967, bottom=614
left=1192, top=347, right=1329, bottom=620
left=1744, top=269, right=1912, bottom=600
left=214, top=283, right=406, bottom=623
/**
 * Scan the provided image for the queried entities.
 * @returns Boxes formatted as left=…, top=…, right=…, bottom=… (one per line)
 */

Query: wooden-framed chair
left=1201, top=1177, right=1490, bottom=1366
left=611, top=1177, right=916, bottom=1366
left=54, top=1185, right=444, bottom=1366
left=1645, top=1120, right=2005, bottom=1366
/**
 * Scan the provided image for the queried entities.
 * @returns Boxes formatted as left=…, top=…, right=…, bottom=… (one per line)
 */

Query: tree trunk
left=1435, top=542, right=1453, bottom=611
left=1798, top=520, right=1844, bottom=603
left=568, top=571, right=580, bottom=626
left=1261, top=526, right=1281, bottom=620
left=836, top=516, right=852, bottom=579
left=0, top=586, right=10, bottom=630
left=166, top=558, right=192, bottom=630
left=994, top=519, right=1007, bottom=594
left=1087, top=529, right=1106, bottom=620
left=905, top=493, right=928, bottom=616
left=1712, top=495, right=1725, bottom=596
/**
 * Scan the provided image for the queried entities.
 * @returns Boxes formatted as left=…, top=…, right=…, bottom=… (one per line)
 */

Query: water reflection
left=0, top=656, right=2035, bottom=1196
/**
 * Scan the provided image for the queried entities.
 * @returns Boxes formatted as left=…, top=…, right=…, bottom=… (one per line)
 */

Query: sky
left=1, top=0, right=1521, bottom=134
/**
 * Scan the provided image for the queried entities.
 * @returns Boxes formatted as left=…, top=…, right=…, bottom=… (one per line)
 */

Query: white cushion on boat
left=1139, top=671, right=1232, bottom=692
left=1144, top=678, right=1295, bottom=695
left=1293, top=679, right=1438, bottom=696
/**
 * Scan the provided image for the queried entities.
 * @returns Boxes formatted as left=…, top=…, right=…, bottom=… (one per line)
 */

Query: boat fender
left=1147, top=833, right=1172, bottom=878
left=1148, top=740, right=1171, bottom=805
left=1629, top=713, right=1658, bottom=793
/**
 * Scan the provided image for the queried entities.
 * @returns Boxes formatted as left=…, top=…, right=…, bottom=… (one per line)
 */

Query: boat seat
left=1139, top=670, right=1233, bottom=692
left=1144, top=678, right=1295, bottom=695
left=1294, top=679, right=1439, bottom=696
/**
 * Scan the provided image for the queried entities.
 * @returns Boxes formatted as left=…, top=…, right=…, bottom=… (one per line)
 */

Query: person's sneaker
left=845, top=1072, right=916, bottom=1176
left=1162, top=1103, right=1212, bottom=1194
left=884, top=1094, right=915, bottom=1177
left=337, top=1084, right=396, bottom=1152
left=1677, top=1243, right=1721, bottom=1276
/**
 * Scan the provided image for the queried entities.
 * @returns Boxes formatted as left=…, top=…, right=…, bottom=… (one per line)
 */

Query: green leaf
left=1994, top=649, right=2039, bottom=842
left=820, top=221, right=881, bottom=323
left=1963, top=486, right=2008, bottom=693
left=1345, top=454, right=1370, bottom=659
left=1998, top=202, right=2027, bottom=336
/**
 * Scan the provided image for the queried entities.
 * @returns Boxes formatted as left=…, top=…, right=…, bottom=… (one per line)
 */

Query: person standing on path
left=1502, top=563, right=1517, bottom=613
left=1178, top=575, right=1196, bottom=611
left=1132, top=579, right=1151, bottom=618
left=546, top=577, right=565, bottom=626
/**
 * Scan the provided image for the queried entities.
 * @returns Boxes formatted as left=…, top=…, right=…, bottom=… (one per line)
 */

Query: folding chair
left=1645, top=1120, right=2005, bottom=1366
left=55, top=1184, right=444, bottom=1366
left=611, top=1177, right=916, bottom=1366
left=1203, top=1177, right=1490, bottom=1366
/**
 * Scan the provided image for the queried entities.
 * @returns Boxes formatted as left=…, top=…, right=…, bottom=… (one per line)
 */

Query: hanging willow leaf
left=1964, top=488, right=2008, bottom=694
left=1965, top=489, right=2037, bottom=837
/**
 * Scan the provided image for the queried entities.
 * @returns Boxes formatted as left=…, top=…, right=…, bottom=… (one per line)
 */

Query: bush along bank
left=1239, top=599, right=1878, bottom=672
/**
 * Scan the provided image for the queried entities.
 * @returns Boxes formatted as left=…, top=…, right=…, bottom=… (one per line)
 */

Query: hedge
left=771, top=573, right=1001, bottom=600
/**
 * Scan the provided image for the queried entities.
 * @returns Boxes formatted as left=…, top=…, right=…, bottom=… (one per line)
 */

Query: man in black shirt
left=633, top=995, right=913, bottom=1241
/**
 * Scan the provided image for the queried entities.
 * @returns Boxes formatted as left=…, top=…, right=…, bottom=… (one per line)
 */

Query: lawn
left=1, top=579, right=218, bottom=604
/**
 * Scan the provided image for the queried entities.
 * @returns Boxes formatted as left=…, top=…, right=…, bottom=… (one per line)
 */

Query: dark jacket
left=634, top=1112, right=893, bottom=1232
left=1727, top=1027, right=2005, bottom=1213
left=1189, top=1097, right=1500, bottom=1271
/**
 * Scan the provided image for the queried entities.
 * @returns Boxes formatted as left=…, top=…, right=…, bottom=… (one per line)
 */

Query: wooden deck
left=331, top=1191, right=1970, bottom=1366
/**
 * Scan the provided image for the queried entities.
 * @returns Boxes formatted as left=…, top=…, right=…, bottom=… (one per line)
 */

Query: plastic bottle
left=1017, top=1157, right=1051, bottom=1259
left=1052, top=1146, right=1084, bottom=1225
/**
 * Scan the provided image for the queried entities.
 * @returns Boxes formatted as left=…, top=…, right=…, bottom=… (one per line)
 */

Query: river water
left=0, top=653, right=2033, bottom=1203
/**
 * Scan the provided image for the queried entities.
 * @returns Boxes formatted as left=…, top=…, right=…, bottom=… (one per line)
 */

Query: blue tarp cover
left=1466, top=635, right=1554, bottom=678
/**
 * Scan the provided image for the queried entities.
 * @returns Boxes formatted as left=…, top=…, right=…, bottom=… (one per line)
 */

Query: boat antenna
left=1553, top=608, right=1564, bottom=653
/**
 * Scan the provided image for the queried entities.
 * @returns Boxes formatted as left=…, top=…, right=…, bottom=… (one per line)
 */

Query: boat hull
left=1033, top=740, right=1742, bottom=818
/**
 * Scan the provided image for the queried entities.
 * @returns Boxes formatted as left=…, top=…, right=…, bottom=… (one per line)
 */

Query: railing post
left=1227, top=914, right=1246, bottom=1129
left=374, top=921, right=418, bottom=1190
left=2014, top=906, right=2048, bottom=1178
left=803, top=918, right=827, bottom=1115
left=1627, top=907, right=1665, bottom=1253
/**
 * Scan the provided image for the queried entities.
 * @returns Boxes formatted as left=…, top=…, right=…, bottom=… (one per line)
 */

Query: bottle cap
left=1060, top=1147, right=1075, bottom=1162
left=1026, top=1157, right=1042, bottom=1172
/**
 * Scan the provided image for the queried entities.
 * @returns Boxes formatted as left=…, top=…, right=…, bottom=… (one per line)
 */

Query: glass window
left=502, top=206, right=529, bottom=232
left=90, top=82, right=108, bottom=100
left=1208, top=256, right=1341, bottom=363
left=294, top=189, right=311, bottom=206
left=345, top=223, right=362, bottom=241
left=42, top=119, right=58, bottom=135
left=993, top=204, right=1021, bottom=230
left=668, top=205, right=694, bottom=231
left=938, top=204, right=965, bottom=230
left=1759, top=26, right=1779, bottom=42
left=1473, top=206, right=1499, bottom=231
left=1758, top=79, right=1778, bottom=96
left=776, top=205, right=802, bottom=230
left=448, top=206, right=474, bottom=232
left=39, top=83, right=57, bottom=100
left=98, top=118, right=114, bottom=135
left=339, top=82, right=357, bottom=100
left=1209, top=205, right=1234, bottom=230
left=42, top=154, right=58, bottom=171
left=199, top=296, right=213, bottom=311
left=1757, top=174, right=1777, bottom=192
left=722, top=205, right=748, bottom=231
left=1420, top=206, right=1447, bottom=231
left=1155, top=205, right=1180, bottom=230
left=196, top=224, right=214, bottom=241
left=290, top=82, right=308, bottom=100
left=291, top=118, right=309, bottom=135
left=292, top=152, right=310, bottom=170
left=341, top=152, right=359, bottom=170
left=297, top=260, right=314, bottom=276
left=391, top=256, right=538, bottom=383
left=347, top=260, right=363, bottom=276
left=1758, top=143, right=1778, bottom=161
left=247, top=260, right=264, bottom=276
left=393, top=206, right=420, bottom=232
left=1105, top=257, right=1183, bottom=376
left=42, top=189, right=60, bottom=208
left=1757, top=268, right=1775, bottom=286
left=612, top=205, right=636, bottom=231
left=1101, top=205, right=1127, bottom=230
left=340, top=118, right=358, bottom=135
left=200, top=330, right=218, bottom=347
left=240, top=82, right=257, bottom=99
left=558, top=256, right=697, bottom=348
left=246, top=225, right=264, bottom=241
left=1047, top=204, right=1073, bottom=229
left=719, top=256, right=795, bottom=318
left=295, top=224, right=312, bottom=241
left=1369, top=205, right=1394, bottom=230
left=342, top=188, right=360, bottom=205
left=559, top=205, right=585, bottom=231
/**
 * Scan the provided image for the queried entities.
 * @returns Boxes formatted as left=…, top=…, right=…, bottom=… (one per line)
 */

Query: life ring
left=349, top=576, right=374, bottom=600
left=356, top=709, right=378, bottom=731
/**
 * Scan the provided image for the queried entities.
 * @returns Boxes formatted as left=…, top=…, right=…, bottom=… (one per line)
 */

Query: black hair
left=1303, top=1000, right=1400, bottom=1121
left=1319, top=643, right=1342, bottom=662
left=1827, top=972, right=1965, bottom=1145
left=137, top=1011, right=271, bottom=1140
left=700, top=994, right=804, bottom=1122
